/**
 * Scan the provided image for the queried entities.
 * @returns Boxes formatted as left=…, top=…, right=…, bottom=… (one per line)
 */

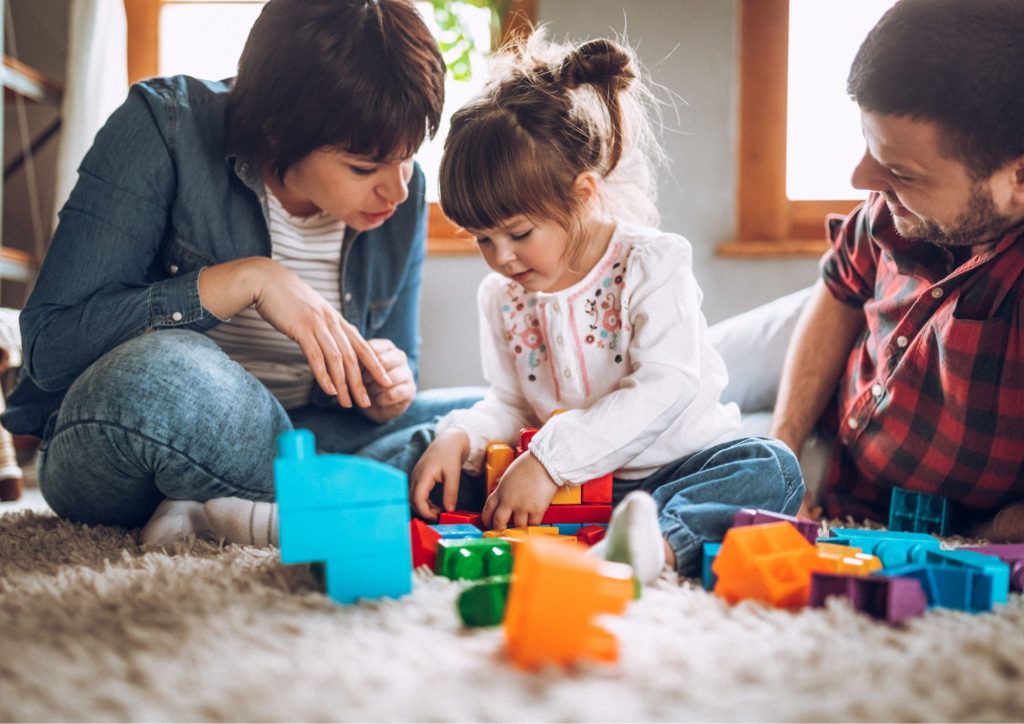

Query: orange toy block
left=815, top=542, right=883, bottom=576
left=485, top=443, right=515, bottom=494
left=410, top=519, right=442, bottom=570
left=503, top=537, right=633, bottom=668
left=550, top=483, right=582, bottom=505
left=581, top=473, right=613, bottom=503
left=712, top=522, right=824, bottom=608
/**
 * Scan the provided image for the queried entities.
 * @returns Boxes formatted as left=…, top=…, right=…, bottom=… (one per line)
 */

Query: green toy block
left=458, top=575, right=512, bottom=627
left=435, top=537, right=513, bottom=580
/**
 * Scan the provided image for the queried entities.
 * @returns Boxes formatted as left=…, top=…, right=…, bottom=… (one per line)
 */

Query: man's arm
left=770, top=280, right=865, bottom=470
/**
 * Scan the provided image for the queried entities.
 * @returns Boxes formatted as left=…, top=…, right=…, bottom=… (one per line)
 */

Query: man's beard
left=887, top=185, right=1016, bottom=247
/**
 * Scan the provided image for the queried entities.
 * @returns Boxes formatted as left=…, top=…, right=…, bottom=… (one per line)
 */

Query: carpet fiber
left=2, top=509, right=1024, bottom=722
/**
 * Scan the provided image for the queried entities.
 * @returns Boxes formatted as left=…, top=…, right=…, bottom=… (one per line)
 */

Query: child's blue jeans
left=37, top=330, right=482, bottom=528
left=364, top=425, right=805, bottom=577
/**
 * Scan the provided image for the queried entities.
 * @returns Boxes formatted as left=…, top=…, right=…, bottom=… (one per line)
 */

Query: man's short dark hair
left=229, top=0, right=445, bottom=179
left=848, top=0, right=1024, bottom=179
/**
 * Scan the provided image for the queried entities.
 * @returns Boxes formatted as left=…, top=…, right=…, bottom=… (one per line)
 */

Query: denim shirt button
left=169, top=264, right=179, bottom=275
left=171, top=312, right=183, bottom=322
left=344, top=292, right=353, bottom=302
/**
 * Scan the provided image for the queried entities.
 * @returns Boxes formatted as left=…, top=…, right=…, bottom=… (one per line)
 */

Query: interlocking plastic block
left=458, top=575, right=512, bottom=627
left=882, top=563, right=994, bottom=613
left=702, top=542, right=721, bottom=591
left=435, top=537, right=514, bottom=580
left=923, top=548, right=1010, bottom=606
left=828, top=528, right=941, bottom=568
left=581, top=473, right=613, bottom=503
left=576, top=525, right=607, bottom=547
left=438, top=511, right=484, bottom=528
left=961, top=544, right=1024, bottom=592
left=889, top=487, right=951, bottom=536
left=712, top=522, right=823, bottom=608
left=504, top=537, right=634, bottom=668
left=410, top=519, right=441, bottom=570
left=815, top=542, right=882, bottom=576
left=518, top=427, right=538, bottom=455
left=540, top=504, right=612, bottom=524
left=810, top=572, right=927, bottom=624
left=733, top=508, right=819, bottom=544
left=275, top=429, right=411, bottom=604
left=430, top=524, right=484, bottom=540
left=485, top=443, right=515, bottom=494
left=550, top=483, right=583, bottom=505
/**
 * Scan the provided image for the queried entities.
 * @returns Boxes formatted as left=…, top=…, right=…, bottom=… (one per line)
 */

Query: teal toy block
left=888, top=487, right=950, bottom=536
left=458, top=574, right=512, bottom=627
left=881, top=563, right=994, bottom=613
left=923, top=548, right=1010, bottom=606
left=430, top=523, right=484, bottom=540
left=275, top=429, right=412, bottom=604
left=435, top=537, right=513, bottom=580
left=702, top=542, right=721, bottom=591
left=829, top=528, right=940, bottom=568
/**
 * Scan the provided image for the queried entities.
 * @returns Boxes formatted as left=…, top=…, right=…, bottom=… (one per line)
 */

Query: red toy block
left=576, top=525, right=607, bottom=546
left=541, top=504, right=612, bottom=524
left=581, top=473, right=613, bottom=503
left=518, top=427, right=538, bottom=455
left=439, top=510, right=484, bottom=528
left=410, top=518, right=441, bottom=570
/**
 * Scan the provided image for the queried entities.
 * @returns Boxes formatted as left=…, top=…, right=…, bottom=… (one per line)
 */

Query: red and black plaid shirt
left=820, top=193, right=1024, bottom=525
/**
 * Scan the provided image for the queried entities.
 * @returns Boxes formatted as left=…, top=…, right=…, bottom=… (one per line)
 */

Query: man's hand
left=409, top=429, right=469, bottom=521
left=481, top=452, right=559, bottom=530
left=971, top=501, right=1024, bottom=542
left=361, top=338, right=416, bottom=424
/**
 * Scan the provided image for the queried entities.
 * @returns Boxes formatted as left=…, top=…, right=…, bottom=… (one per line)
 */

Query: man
left=770, top=0, right=1024, bottom=539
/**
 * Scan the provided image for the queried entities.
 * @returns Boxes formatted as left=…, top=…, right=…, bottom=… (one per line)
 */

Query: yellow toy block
left=550, top=484, right=583, bottom=505
left=815, top=542, right=882, bottom=575
left=485, top=443, right=515, bottom=494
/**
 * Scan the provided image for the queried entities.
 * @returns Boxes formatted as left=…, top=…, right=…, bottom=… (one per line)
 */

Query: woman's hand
left=361, top=338, right=416, bottom=423
left=410, top=429, right=470, bottom=521
left=198, top=258, right=391, bottom=408
left=481, top=452, right=559, bottom=530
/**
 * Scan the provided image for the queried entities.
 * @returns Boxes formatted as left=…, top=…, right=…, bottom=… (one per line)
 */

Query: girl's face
left=268, top=148, right=414, bottom=231
left=467, top=215, right=581, bottom=293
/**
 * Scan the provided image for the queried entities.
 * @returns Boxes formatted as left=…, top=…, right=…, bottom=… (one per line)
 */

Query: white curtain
left=52, top=0, right=128, bottom=228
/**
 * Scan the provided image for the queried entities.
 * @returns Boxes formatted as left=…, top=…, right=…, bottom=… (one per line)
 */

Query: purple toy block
left=810, top=572, right=927, bottom=624
left=962, top=543, right=1024, bottom=592
left=732, top=508, right=819, bottom=544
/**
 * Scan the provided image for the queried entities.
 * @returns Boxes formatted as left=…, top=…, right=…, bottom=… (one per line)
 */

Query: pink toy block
left=810, top=572, right=928, bottom=624
left=733, top=508, right=819, bottom=544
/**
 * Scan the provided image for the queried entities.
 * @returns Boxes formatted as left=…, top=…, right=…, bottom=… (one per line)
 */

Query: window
left=123, top=0, right=536, bottom=254
left=721, top=0, right=895, bottom=257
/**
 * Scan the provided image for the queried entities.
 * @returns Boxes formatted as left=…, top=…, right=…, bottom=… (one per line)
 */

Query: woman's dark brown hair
left=229, top=0, right=446, bottom=180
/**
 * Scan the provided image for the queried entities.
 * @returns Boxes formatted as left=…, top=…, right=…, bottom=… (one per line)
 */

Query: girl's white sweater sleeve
left=528, top=236, right=712, bottom=485
left=435, top=274, right=537, bottom=474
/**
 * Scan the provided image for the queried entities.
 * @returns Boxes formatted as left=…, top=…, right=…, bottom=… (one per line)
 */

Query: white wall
left=419, top=0, right=820, bottom=389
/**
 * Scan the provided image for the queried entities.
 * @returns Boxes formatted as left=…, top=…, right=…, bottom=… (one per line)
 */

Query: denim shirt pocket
left=367, top=294, right=398, bottom=338
left=161, top=236, right=216, bottom=278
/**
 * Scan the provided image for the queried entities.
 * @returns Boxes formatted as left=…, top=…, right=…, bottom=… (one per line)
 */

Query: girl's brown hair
left=439, top=33, right=659, bottom=263
left=229, top=0, right=446, bottom=181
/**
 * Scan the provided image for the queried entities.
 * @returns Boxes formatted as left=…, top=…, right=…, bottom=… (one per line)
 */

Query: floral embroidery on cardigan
left=583, top=260, right=627, bottom=362
left=501, top=282, right=547, bottom=382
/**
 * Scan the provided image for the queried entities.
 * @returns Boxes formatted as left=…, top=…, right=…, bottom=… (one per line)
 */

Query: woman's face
left=272, top=148, right=414, bottom=231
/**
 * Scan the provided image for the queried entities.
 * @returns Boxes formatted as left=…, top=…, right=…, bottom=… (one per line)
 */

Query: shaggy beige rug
left=2, top=508, right=1024, bottom=722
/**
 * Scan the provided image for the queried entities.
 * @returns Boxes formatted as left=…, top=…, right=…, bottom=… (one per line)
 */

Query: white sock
left=140, top=498, right=212, bottom=546
left=589, top=490, right=666, bottom=584
left=204, top=497, right=279, bottom=547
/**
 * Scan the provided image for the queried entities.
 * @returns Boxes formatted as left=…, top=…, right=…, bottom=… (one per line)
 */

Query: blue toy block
left=829, top=528, right=940, bottom=568
left=702, top=542, right=721, bottom=591
left=275, top=429, right=412, bottom=604
left=888, top=487, right=950, bottom=536
left=430, top=524, right=484, bottom=540
left=923, top=548, right=1010, bottom=606
left=880, top=563, right=993, bottom=613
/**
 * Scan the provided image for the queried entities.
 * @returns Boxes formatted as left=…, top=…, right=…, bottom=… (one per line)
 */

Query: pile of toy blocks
left=704, top=488, right=1023, bottom=623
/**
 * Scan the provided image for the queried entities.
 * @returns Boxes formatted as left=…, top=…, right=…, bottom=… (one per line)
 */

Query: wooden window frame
left=718, top=0, right=861, bottom=258
left=123, top=0, right=535, bottom=255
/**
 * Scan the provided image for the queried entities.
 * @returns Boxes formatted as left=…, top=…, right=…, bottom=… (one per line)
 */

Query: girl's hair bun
left=558, top=38, right=635, bottom=93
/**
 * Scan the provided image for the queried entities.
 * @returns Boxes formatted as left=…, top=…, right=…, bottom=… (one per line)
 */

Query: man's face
left=851, top=111, right=1021, bottom=248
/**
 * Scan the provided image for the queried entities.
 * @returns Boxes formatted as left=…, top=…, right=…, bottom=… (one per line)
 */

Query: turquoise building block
left=275, top=429, right=412, bottom=604
left=881, top=563, right=993, bottom=613
left=828, top=528, right=940, bottom=568
left=888, top=487, right=951, bottom=536
left=702, top=542, right=721, bottom=591
left=923, top=548, right=1010, bottom=606
left=430, top=523, right=484, bottom=539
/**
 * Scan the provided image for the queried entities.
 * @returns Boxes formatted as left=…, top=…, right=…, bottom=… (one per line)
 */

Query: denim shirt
left=2, top=75, right=427, bottom=438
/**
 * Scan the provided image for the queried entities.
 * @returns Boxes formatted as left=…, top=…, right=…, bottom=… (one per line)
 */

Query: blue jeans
left=365, top=426, right=805, bottom=577
left=37, top=330, right=483, bottom=528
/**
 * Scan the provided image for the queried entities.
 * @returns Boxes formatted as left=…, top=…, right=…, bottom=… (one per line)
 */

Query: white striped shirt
left=206, top=191, right=346, bottom=409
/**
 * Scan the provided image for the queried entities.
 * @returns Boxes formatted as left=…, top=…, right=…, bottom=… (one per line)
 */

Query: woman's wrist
left=197, top=257, right=271, bottom=320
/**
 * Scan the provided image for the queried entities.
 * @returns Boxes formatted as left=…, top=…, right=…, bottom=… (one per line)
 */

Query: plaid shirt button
left=871, top=383, right=883, bottom=398
left=896, top=335, right=909, bottom=348
left=931, top=287, right=944, bottom=299
left=847, top=417, right=859, bottom=430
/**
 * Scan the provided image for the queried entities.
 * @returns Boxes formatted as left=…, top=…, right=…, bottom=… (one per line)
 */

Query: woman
left=1, top=0, right=479, bottom=542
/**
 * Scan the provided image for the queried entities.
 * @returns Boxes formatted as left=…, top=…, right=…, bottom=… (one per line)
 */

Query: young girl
left=408, top=34, right=806, bottom=582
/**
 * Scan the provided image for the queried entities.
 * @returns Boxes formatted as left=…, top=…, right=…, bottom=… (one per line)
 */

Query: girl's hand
left=198, top=257, right=392, bottom=408
left=410, top=429, right=470, bottom=521
left=481, top=452, right=559, bottom=530
left=361, top=338, right=416, bottom=424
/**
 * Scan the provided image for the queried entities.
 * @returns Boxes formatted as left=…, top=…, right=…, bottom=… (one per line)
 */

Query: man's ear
left=1007, top=155, right=1024, bottom=207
